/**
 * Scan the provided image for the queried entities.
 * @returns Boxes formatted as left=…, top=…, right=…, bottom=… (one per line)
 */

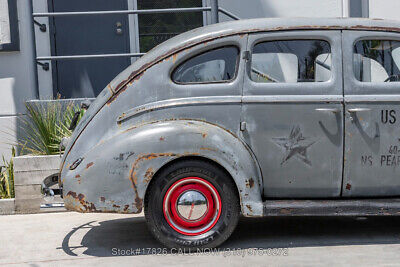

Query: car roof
left=109, top=17, right=400, bottom=92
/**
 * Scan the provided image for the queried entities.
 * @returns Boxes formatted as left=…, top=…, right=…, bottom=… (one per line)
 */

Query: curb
left=0, top=198, right=15, bottom=215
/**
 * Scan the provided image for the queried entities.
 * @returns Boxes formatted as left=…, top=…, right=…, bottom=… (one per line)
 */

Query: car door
left=241, top=30, right=344, bottom=198
left=342, top=30, right=400, bottom=196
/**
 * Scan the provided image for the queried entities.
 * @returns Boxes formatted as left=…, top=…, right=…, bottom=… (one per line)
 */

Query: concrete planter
left=13, top=155, right=61, bottom=214
left=0, top=198, right=15, bottom=215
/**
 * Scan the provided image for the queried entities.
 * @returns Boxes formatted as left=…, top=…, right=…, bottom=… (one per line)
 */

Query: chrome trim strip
left=243, top=95, right=343, bottom=103
left=117, top=96, right=242, bottom=123
left=345, top=95, right=400, bottom=102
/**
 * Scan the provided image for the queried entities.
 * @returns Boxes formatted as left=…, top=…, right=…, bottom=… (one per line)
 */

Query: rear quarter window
left=172, top=46, right=239, bottom=84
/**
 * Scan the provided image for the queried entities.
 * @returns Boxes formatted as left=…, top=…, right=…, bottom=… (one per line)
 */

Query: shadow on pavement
left=62, top=216, right=400, bottom=257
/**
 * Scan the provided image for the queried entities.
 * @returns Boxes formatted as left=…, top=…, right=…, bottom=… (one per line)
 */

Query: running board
left=263, top=199, right=400, bottom=216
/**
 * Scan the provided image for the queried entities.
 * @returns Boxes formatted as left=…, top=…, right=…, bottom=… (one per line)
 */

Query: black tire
left=144, top=159, right=240, bottom=249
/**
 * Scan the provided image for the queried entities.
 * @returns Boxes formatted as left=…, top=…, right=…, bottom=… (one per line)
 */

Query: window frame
left=343, top=30, right=400, bottom=96
left=249, top=39, right=333, bottom=84
left=170, top=45, right=240, bottom=85
left=353, top=39, right=400, bottom=83
left=244, top=30, right=342, bottom=97
left=0, top=0, right=19, bottom=52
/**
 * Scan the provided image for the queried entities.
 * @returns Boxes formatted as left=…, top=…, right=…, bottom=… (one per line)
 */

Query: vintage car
left=46, top=17, right=400, bottom=249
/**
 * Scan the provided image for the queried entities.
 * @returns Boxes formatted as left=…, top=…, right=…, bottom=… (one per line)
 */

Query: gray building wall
left=369, top=0, right=400, bottom=20
left=217, top=0, right=343, bottom=20
left=0, top=0, right=37, bottom=160
left=0, top=0, right=399, bottom=159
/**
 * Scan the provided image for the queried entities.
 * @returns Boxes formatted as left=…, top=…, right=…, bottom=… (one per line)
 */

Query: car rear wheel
left=144, top=159, right=240, bottom=249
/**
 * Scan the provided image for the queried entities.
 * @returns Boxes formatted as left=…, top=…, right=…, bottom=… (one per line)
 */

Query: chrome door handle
left=348, top=108, right=371, bottom=113
left=315, top=108, right=340, bottom=113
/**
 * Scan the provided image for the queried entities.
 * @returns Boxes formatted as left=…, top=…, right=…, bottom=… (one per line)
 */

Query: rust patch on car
left=107, top=84, right=114, bottom=94
left=246, top=178, right=255, bottom=188
left=279, top=208, right=292, bottom=215
left=144, top=167, right=154, bottom=184
left=118, top=113, right=127, bottom=121
left=246, top=204, right=253, bottom=213
left=134, top=105, right=147, bottom=114
left=75, top=174, right=82, bottom=184
left=172, top=54, right=178, bottom=63
left=141, top=152, right=179, bottom=162
left=129, top=167, right=143, bottom=212
left=86, top=162, right=94, bottom=169
left=346, top=183, right=352, bottom=190
left=113, top=204, right=121, bottom=208
left=124, top=205, right=130, bottom=212
left=107, top=71, right=146, bottom=105
left=199, top=147, right=217, bottom=152
left=100, top=197, right=105, bottom=202
left=65, top=191, right=97, bottom=212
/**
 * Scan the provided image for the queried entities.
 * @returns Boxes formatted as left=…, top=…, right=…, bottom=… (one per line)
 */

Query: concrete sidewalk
left=1, top=212, right=400, bottom=266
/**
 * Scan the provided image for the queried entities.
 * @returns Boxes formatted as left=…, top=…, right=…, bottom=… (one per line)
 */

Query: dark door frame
left=46, top=0, right=131, bottom=98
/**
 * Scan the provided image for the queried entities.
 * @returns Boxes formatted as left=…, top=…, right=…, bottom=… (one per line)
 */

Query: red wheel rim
left=163, top=177, right=222, bottom=236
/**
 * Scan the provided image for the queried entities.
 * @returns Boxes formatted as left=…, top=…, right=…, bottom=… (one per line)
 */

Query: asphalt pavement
left=1, top=212, right=400, bottom=266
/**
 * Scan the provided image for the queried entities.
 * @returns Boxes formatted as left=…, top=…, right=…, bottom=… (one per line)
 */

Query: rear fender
left=62, top=120, right=263, bottom=216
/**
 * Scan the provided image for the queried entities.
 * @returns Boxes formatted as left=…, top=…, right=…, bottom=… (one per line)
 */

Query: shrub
left=0, top=147, right=15, bottom=199
left=0, top=100, right=83, bottom=198
left=17, top=101, right=83, bottom=155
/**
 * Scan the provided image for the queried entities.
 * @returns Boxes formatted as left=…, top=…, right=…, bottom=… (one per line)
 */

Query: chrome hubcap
left=176, top=190, right=208, bottom=221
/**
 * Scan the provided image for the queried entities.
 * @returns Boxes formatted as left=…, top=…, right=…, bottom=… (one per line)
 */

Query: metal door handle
left=348, top=108, right=371, bottom=113
left=315, top=108, right=340, bottom=113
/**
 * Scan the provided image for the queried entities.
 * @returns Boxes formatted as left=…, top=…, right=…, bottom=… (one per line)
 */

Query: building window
left=137, top=0, right=203, bottom=53
left=0, top=0, right=19, bottom=51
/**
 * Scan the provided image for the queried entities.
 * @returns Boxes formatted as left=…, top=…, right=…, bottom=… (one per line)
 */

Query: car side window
left=353, top=40, right=400, bottom=82
left=250, top=40, right=332, bottom=83
left=172, top=46, right=239, bottom=84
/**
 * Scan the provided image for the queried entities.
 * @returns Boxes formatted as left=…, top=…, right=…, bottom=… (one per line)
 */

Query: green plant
left=17, top=101, right=84, bottom=155
left=54, top=103, right=85, bottom=149
left=0, top=147, right=15, bottom=199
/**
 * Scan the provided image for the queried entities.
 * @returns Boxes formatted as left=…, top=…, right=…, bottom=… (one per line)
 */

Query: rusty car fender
left=62, top=119, right=263, bottom=216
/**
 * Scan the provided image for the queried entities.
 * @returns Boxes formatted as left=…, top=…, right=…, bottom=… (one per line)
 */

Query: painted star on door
left=272, top=125, right=317, bottom=166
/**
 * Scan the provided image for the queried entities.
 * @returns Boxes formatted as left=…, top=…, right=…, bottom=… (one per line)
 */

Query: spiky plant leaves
left=0, top=146, right=15, bottom=199
left=15, top=101, right=83, bottom=155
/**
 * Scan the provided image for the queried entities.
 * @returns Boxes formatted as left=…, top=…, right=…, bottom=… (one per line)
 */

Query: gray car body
left=60, top=18, right=400, bottom=217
